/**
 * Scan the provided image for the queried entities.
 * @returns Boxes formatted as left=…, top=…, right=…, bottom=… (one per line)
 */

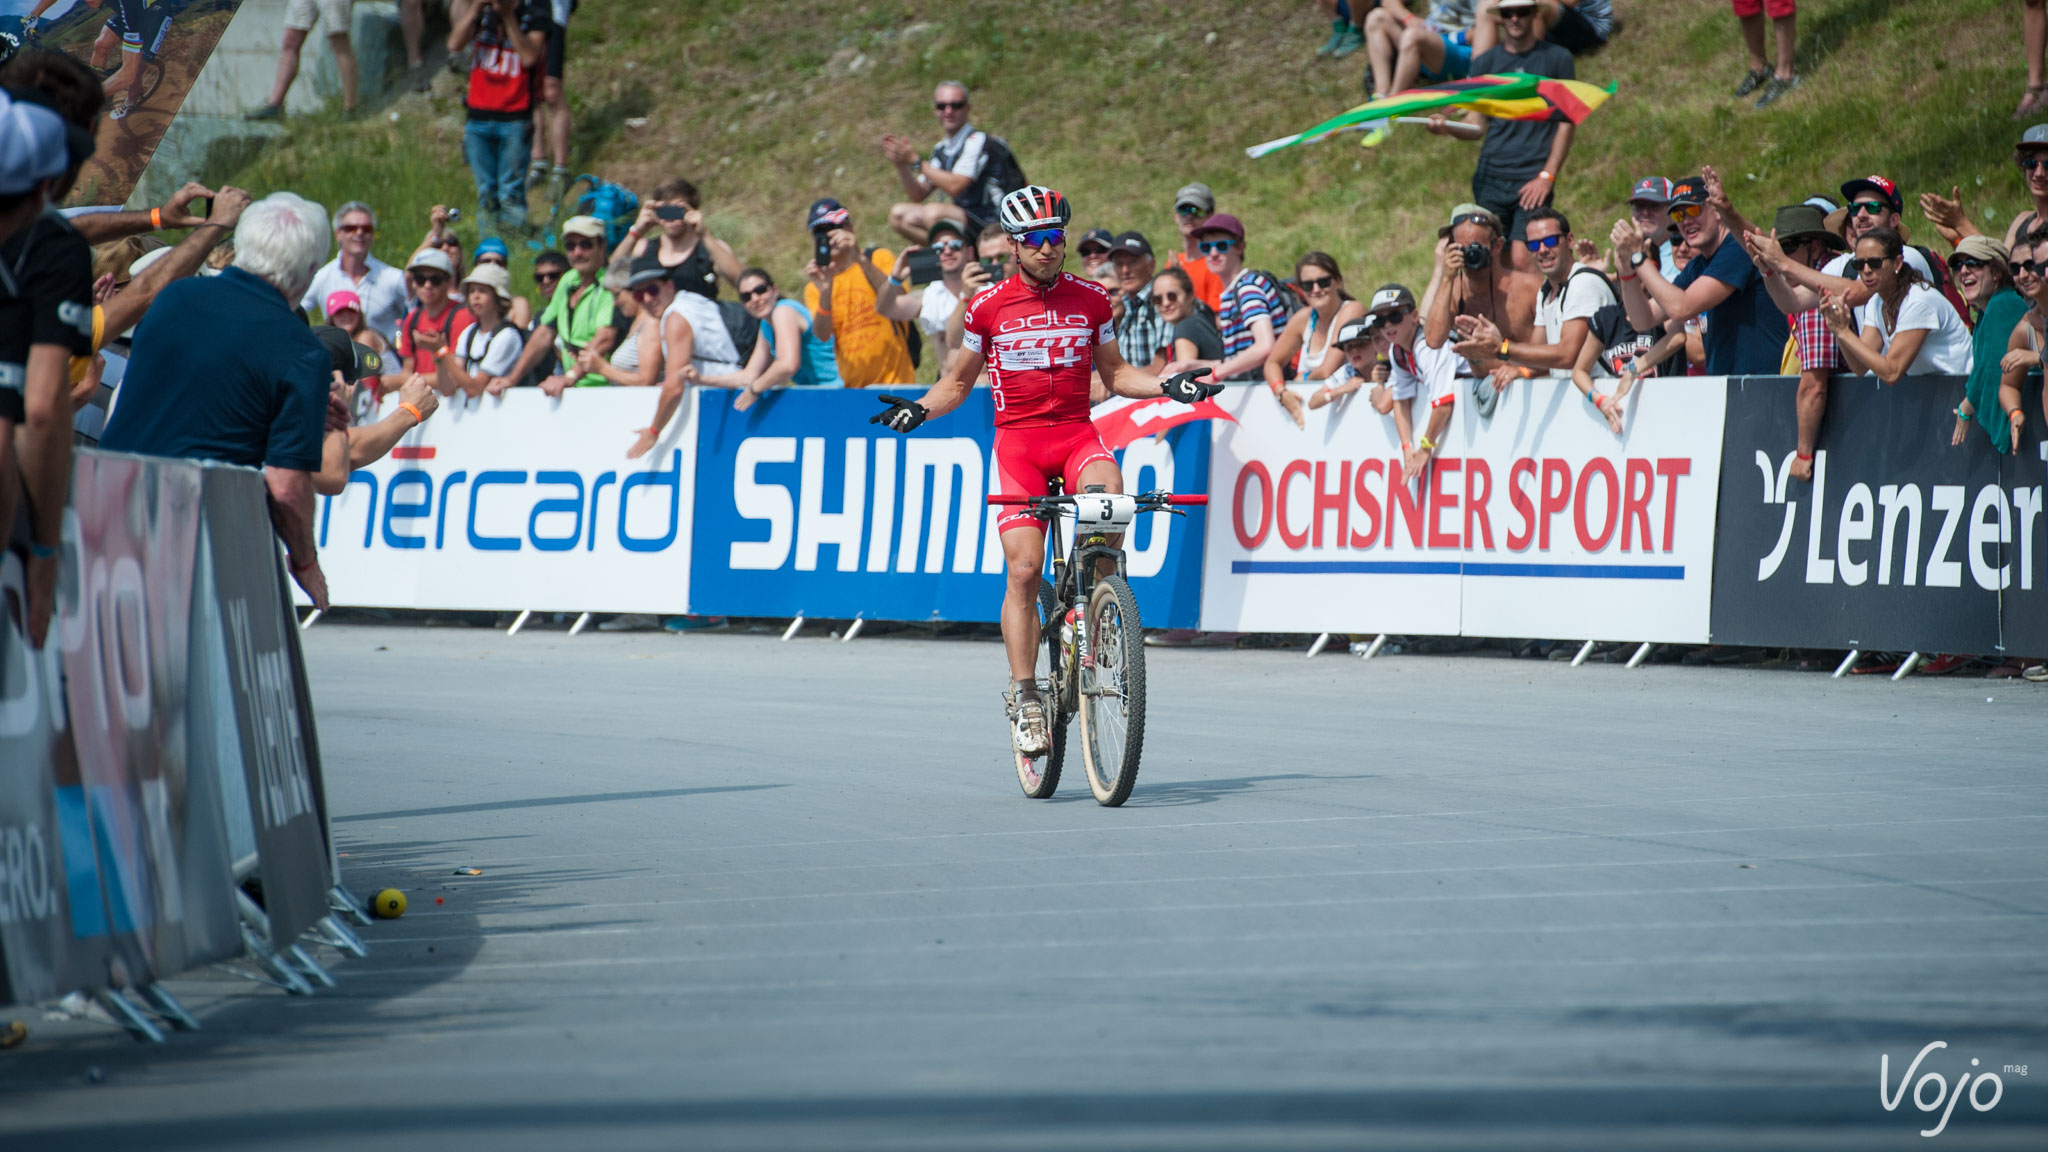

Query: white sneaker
left=1005, top=685, right=1050, bottom=757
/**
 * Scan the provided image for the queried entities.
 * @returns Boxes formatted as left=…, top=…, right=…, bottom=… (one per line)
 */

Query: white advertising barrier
left=310, top=389, right=697, bottom=613
left=1201, top=375, right=1727, bottom=642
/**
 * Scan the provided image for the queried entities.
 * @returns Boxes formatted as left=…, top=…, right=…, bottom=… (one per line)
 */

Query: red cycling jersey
left=960, top=271, right=1117, bottom=428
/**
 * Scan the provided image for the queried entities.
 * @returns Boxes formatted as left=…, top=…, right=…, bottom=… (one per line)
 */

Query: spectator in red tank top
left=382, top=249, right=476, bottom=393
left=449, top=0, right=546, bottom=238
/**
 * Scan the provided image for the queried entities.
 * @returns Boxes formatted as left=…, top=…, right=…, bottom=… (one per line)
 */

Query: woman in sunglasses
left=1950, top=235, right=2026, bottom=451
left=627, top=254, right=744, bottom=459
left=1151, top=267, right=1224, bottom=365
left=1819, top=227, right=1972, bottom=385
left=697, top=268, right=842, bottom=411
left=1261, top=251, right=1364, bottom=411
left=1990, top=229, right=2048, bottom=451
left=571, top=268, right=664, bottom=392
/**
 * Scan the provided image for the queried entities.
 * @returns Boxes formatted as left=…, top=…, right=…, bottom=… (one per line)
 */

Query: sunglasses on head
left=1017, top=228, right=1065, bottom=249
left=1524, top=234, right=1565, bottom=252
left=337, top=223, right=374, bottom=235
left=563, top=236, right=599, bottom=250
left=1298, top=274, right=1336, bottom=292
left=932, top=238, right=965, bottom=252
left=739, top=283, right=774, bottom=301
left=1668, top=202, right=1704, bottom=223
left=1842, top=255, right=1893, bottom=274
left=1198, top=238, right=1237, bottom=254
left=934, top=99, right=967, bottom=111
left=1849, top=200, right=1890, bottom=217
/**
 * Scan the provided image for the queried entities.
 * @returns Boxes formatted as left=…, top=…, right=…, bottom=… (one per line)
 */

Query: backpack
left=978, top=135, right=1029, bottom=206
left=716, top=299, right=759, bottom=367
left=460, top=318, right=523, bottom=375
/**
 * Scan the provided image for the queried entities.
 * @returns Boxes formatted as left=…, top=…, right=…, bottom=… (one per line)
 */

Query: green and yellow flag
left=1247, top=72, right=1618, bottom=159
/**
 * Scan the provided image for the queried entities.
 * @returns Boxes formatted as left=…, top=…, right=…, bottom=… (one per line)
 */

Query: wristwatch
left=1628, top=250, right=1648, bottom=270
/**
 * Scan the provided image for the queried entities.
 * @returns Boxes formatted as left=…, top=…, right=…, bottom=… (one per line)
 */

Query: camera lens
left=1460, top=242, right=1491, bottom=272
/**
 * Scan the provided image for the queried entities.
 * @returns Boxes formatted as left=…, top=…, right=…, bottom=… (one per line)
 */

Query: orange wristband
left=399, top=402, right=425, bottom=424
left=151, top=207, right=162, bottom=230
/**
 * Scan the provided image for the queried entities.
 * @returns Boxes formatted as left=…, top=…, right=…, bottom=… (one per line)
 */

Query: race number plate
left=1066, top=493, right=1137, bottom=528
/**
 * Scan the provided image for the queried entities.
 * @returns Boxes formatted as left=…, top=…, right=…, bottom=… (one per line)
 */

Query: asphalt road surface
left=5, top=624, right=2046, bottom=1150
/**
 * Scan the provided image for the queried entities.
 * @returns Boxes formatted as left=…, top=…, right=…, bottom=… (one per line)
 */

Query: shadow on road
left=335, top=784, right=786, bottom=823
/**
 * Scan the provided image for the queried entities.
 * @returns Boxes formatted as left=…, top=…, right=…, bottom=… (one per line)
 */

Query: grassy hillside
left=218, top=0, right=2027, bottom=327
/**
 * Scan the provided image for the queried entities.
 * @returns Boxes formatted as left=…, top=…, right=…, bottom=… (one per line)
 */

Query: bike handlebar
left=984, top=494, right=1208, bottom=507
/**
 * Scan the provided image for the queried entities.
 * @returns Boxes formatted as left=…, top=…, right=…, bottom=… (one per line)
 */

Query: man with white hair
left=100, top=192, right=337, bottom=609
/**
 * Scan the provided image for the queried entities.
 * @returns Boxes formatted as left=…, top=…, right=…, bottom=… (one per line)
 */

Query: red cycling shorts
left=1731, top=0, right=1793, bottom=19
left=993, top=422, right=1117, bottom=536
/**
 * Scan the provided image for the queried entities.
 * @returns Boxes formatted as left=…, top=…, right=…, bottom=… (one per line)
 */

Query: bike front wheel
left=1077, top=574, right=1145, bottom=806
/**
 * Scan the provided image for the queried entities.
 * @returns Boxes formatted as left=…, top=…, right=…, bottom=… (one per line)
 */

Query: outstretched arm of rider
left=872, top=345, right=986, bottom=431
left=1095, top=340, right=1219, bottom=402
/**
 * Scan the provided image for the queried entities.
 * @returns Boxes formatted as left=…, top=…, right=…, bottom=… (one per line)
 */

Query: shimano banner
left=1202, top=376, right=1725, bottom=641
left=312, top=390, right=696, bottom=614
left=689, top=390, right=1209, bottom=626
left=1712, top=376, right=2048, bottom=655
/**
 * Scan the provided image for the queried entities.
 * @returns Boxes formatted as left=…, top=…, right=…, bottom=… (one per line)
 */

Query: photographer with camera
left=800, top=198, right=914, bottom=388
left=611, top=177, right=744, bottom=301
left=1422, top=203, right=1540, bottom=415
left=871, top=216, right=974, bottom=362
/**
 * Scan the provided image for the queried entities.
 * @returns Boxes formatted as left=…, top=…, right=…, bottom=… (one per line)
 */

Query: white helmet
left=996, top=185, right=1072, bottom=235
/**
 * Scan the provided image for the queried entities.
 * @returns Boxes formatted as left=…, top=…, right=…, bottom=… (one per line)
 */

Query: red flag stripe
left=1536, top=79, right=1593, bottom=123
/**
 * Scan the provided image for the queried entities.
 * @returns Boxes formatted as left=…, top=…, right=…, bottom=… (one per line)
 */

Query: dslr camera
left=1458, top=241, right=1492, bottom=273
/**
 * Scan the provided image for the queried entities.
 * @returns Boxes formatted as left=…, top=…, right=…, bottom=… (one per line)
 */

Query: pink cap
left=324, top=289, right=363, bottom=316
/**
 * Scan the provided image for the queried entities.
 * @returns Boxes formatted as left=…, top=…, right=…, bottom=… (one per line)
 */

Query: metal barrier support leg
left=299, top=608, right=322, bottom=631
left=506, top=610, right=533, bottom=636
left=1570, top=640, right=1597, bottom=667
left=1306, top=632, right=1331, bottom=659
left=1626, top=642, right=1653, bottom=669
left=311, top=914, right=368, bottom=959
left=1833, top=649, right=1861, bottom=679
left=1892, top=652, right=1922, bottom=681
left=568, top=612, right=592, bottom=636
left=1358, top=634, right=1388, bottom=661
left=137, top=983, right=199, bottom=1031
left=93, top=989, right=166, bottom=1044
left=781, top=615, right=805, bottom=641
left=330, top=883, right=373, bottom=928
left=841, top=617, right=864, bottom=643
left=286, top=944, right=338, bottom=989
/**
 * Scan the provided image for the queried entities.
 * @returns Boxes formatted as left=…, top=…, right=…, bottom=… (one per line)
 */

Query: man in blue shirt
left=102, top=192, right=336, bottom=608
left=1612, top=175, right=1788, bottom=377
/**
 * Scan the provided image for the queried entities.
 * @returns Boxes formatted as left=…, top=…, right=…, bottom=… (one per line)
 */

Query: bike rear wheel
left=1078, top=575, right=1145, bottom=806
left=1014, top=578, right=1068, bottom=799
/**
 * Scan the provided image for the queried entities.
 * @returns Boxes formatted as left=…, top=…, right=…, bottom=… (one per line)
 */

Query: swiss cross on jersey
left=961, top=272, right=1116, bottom=428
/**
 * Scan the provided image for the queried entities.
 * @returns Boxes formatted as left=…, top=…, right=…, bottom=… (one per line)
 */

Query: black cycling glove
left=1161, top=369, right=1222, bottom=405
left=869, top=393, right=928, bottom=433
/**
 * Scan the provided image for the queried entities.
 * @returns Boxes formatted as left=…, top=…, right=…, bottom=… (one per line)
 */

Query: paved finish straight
left=4, top=625, right=2045, bottom=1150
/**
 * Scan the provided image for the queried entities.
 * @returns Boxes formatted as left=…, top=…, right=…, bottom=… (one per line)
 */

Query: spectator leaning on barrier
left=1996, top=227, right=2048, bottom=450
left=698, top=267, right=842, bottom=411
left=873, top=215, right=970, bottom=361
left=1454, top=206, right=1614, bottom=382
left=99, top=192, right=335, bottom=610
left=1739, top=201, right=1843, bottom=479
left=1426, top=0, right=1575, bottom=274
left=500, top=215, right=616, bottom=393
left=1164, top=213, right=1291, bottom=418
left=471, top=237, right=532, bottom=327
left=303, top=200, right=408, bottom=342
left=1265, top=252, right=1364, bottom=408
left=625, top=253, right=741, bottom=459
left=1152, top=265, right=1224, bottom=364
left=450, top=0, right=545, bottom=239
left=613, top=177, right=743, bottom=301
left=1951, top=235, right=2023, bottom=453
left=437, top=262, right=525, bottom=398
left=802, top=198, right=915, bottom=388
left=1625, top=176, right=1681, bottom=279
left=882, top=82, right=1016, bottom=244
left=1364, top=0, right=1475, bottom=100
left=1110, top=232, right=1170, bottom=371
left=1423, top=203, right=1539, bottom=418
left=385, top=247, right=474, bottom=392
left=1820, top=226, right=1973, bottom=384
left=1614, top=175, right=1788, bottom=377
left=572, top=265, right=661, bottom=390
left=1167, top=182, right=1225, bottom=311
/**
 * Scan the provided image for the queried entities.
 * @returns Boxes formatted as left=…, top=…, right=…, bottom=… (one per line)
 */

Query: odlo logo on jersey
left=995, top=311, right=1094, bottom=334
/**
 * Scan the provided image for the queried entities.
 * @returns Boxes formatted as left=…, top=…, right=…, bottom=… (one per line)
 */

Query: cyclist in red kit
left=872, top=185, right=1217, bottom=757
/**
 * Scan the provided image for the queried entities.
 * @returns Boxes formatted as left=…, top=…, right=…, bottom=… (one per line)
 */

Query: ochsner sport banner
left=312, top=389, right=696, bottom=614
left=689, top=389, right=1209, bottom=627
left=1712, top=376, right=2047, bottom=655
left=1202, top=375, right=1725, bottom=641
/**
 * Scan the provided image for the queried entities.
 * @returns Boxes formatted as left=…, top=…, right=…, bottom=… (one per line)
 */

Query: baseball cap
left=324, top=289, right=364, bottom=316
left=1628, top=176, right=1672, bottom=205
left=1077, top=227, right=1114, bottom=255
left=1667, top=176, right=1709, bottom=206
left=2019, top=124, right=2048, bottom=150
left=312, top=325, right=384, bottom=383
left=461, top=261, right=515, bottom=305
left=1840, top=175, right=1901, bottom=212
left=1174, top=182, right=1216, bottom=215
left=1439, top=202, right=1502, bottom=238
left=1367, top=284, right=1417, bottom=313
left=474, top=237, right=510, bottom=262
left=1192, top=213, right=1245, bottom=241
left=807, top=197, right=850, bottom=230
left=560, top=215, right=606, bottom=240
left=1332, top=320, right=1376, bottom=347
left=1110, top=230, right=1153, bottom=257
left=624, top=253, right=672, bottom=291
left=1496, top=0, right=1538, bottom=9
left=927, top=216, right=969, bottom=242
left=407, top=248, right=456, bottom=276
left=0, top=90, right=71, bottom=196
left=1954, top=234, right=2010, bottom=265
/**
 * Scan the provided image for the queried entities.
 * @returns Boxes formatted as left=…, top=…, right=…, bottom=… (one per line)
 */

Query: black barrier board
left=199, top=467, right=332, bottom=948
left=1711, top=376, right=2044, bottom=653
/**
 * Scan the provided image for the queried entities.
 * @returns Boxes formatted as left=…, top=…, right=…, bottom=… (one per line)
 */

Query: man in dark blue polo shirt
left=102, top=191, right=336, bottom=608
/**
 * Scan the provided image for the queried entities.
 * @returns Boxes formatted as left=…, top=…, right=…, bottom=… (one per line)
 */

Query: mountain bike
left=986, top=486, right=1206, bottom=806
